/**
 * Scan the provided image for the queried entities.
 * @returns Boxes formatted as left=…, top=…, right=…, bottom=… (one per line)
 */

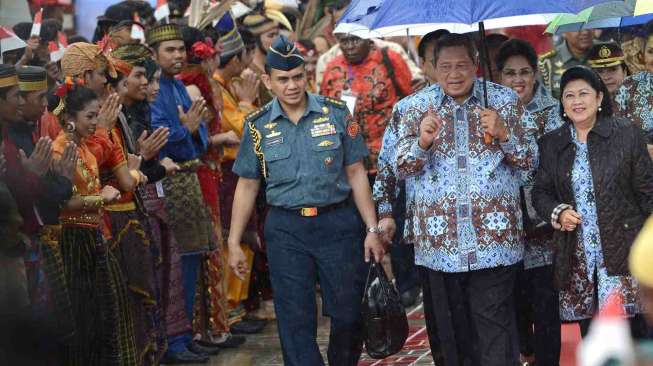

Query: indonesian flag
left=48, top=31, right=68, bottom=62
left=0, top=27, right=28, bottom=63
left=130, top=13, right=145, bottom=43
left=31, top=8, right=43, bottom=37
left=154, top=0, right=170, bottom=21
left=577, top=292, right=636, bottom=366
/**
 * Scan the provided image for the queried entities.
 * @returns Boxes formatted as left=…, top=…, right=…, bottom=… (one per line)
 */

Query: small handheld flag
left=30, top=8, right=43, bottom=38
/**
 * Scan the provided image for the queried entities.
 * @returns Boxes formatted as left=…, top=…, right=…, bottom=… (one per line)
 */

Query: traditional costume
left=2, top=66, right=75, bottom=352
left=147, top=24, right=217, bottom=361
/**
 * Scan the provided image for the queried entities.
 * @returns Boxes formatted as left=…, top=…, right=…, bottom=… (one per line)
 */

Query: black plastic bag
left=361, top=260, right=409, bottom=359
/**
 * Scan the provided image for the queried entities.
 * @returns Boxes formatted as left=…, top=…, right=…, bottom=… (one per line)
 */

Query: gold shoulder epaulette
left=324, top=97, right=347, bottom=108
left=538, top=49, right=557, bottom=61
left=245, top=103, right=271, bottom=122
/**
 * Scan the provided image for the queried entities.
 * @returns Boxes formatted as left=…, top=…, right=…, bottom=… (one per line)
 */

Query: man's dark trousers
left=264, top=204, right=367, bottom=366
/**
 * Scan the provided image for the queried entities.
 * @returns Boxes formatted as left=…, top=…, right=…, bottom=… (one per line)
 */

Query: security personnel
left=538, top=30, right=594, bottom=98
left=227, top=35, right=385, bottom=366
left=587, top=42, right=629, bottom=95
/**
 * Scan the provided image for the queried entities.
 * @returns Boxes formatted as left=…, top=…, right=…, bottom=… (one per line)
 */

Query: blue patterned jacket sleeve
left=373, top=114, right=399, bottom=219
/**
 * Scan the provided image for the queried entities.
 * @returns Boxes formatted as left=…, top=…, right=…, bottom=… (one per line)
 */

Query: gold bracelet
left=82, top=195, right=104, bottom=210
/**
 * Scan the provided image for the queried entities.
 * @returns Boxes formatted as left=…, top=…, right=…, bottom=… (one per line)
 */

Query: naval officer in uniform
left=538, top=30, right=594, bottom=98
left=227, top=35, right=386, bottom=366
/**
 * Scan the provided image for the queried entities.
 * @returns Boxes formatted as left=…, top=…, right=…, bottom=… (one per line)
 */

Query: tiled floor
left=206, top=299, right=582, bottom=366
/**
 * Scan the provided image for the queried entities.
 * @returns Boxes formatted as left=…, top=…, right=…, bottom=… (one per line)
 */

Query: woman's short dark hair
left=434, top=33, right=477, bottom=64
left=52, top=86, right=98, bottom=125
left=559, top=66, right=613, bottom=120
left=181, top=25, right=206, bottom=65
left=495, top=39, right=538, bottom=72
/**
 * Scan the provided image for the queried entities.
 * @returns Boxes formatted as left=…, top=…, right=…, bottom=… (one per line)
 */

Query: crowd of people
left=2, top=0, right=653, bottom=365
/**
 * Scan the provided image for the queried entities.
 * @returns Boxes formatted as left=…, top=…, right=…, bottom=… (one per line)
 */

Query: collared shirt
left=395, top=81, right=538, bottom=272
left=320, top=47, right=413, bottom=172
left=151, top=74, right=209, bottom=162
left=522, top=82, right=564, bottom=269
left=614, top=71, right=653, bottom=134
left=316, top=39, right=424, bottom=91
left=233, top=93, right=368, bottom=209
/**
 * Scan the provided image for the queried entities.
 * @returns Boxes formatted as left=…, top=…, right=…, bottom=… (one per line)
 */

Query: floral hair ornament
left=191, top=38, right=217, bottom=61
left=53, top=76, right=85, bottom=116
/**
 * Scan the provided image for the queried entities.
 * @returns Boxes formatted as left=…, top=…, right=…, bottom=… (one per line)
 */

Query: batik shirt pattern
left=559, top=127, right=642, bottom=321
left=614, top=71, right=653, bottom=133
left=395, top=81, right=538, bottom=273
left=373, top=108, right=416, bottom=244
left=523, top=83, right=564, bottom=269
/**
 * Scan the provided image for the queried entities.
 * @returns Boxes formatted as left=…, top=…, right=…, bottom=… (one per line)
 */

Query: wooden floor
left=204, top=299, right=583, bottom=366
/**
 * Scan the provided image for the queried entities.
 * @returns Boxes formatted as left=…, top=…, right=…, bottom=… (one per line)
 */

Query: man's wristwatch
left=367, top=226, right=382, bottom=234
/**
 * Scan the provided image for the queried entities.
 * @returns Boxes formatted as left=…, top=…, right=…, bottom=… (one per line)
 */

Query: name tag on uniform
left=266, top=136, right=284, bottom=146
left=310, top=123, right=337, bottom=137
left=156, top=181, right=165, bottom=198
left=266, top=131, right=281, bottom=138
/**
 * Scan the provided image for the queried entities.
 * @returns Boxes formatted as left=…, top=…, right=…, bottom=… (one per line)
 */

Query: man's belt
left=279, top=199, right=350, bottom=217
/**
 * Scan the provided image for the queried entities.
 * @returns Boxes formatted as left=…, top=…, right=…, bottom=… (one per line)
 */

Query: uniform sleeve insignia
left=347, top=122, right=360, bottom=138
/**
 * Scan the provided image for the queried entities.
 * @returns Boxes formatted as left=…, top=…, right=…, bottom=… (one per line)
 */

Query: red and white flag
left=0, top=27, right=28, bottom=63
left=130, top=13, right=145, bottom=43
left=49, top=31, right=68, bottom=62
left=154, top=0, right=170, bottom=21
left=30, top=8, right=43, bottom=37
left=577, top=292, right=636, bottom=366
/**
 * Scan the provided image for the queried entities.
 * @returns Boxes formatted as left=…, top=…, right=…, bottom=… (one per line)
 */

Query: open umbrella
left=545, top=0, right=649, bottom=33
left=546, top=13, right=653, bottom=34
left=333, top=0, right=385, bottom=38
left=345, top=0, right=617, bottom=102
left=338, top=0, right=620, bottom=142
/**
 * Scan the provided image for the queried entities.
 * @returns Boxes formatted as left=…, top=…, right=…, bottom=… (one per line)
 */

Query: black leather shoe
left=400, top=287, right=421, bottom=308
left=188, top=341, right=221, bottom=356
left=197, top=334, right=246, bottom=349
left=160, top=350, right=209, bottom=364
left=230, top=319, right=268, bottom=334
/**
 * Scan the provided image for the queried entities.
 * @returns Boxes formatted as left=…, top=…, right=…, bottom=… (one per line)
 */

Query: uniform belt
left=279, top=199, right=350, bottom=217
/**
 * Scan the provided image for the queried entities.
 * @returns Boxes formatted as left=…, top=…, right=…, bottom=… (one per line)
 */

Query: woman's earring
left=65, top=121, right=76, bottom=133
left=563, top=112, right=567, bottom=118
left=598, top=106, right=602, bottom=112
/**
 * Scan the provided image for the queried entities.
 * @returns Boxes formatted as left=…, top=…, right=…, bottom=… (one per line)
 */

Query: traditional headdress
left=216, top=12, right=245, bottom=59
left=112, top=43, right=156, bottom=76
left=16, top=65, right=47, bottom=92
left=61, top=42, right=117, bottom=78
left=146, top=23, right=183, bottom=47
left=0, top=64, right=18, bottom=88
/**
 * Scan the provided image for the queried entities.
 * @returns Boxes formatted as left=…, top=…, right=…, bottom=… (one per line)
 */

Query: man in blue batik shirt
left=394, top=33, right=538, bottom=366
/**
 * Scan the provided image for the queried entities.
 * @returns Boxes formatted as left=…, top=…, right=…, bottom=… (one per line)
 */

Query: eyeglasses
left=501, top=69, right=534, bottom=79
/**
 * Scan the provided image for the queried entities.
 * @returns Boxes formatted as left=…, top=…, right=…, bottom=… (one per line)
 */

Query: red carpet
left=358, top=305, right=583, bottom=365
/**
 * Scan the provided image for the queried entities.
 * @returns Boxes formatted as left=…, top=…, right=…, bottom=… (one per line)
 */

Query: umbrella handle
left=478, top=21, right=493, bottom=145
